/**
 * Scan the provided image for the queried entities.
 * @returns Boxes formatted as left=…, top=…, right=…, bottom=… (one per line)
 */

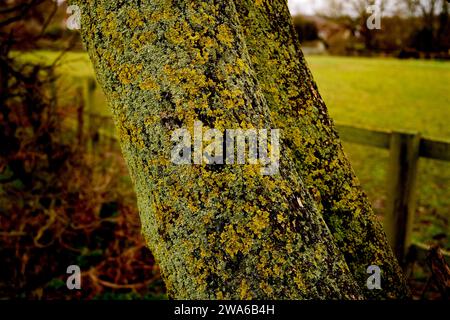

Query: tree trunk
left=74, top=0, right=407, bottom=299
left=233, top=0, right=409, bottom=299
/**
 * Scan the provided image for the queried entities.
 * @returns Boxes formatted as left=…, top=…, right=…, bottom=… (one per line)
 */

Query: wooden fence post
left=384, top=131, right=421, bottom=265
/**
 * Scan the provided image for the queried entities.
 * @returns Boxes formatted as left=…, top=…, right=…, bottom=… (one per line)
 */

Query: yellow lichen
left=216, top=24, right=234, bottom=48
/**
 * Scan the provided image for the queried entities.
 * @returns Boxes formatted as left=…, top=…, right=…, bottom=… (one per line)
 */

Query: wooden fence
left=337, top=125, right=450, bottom=264
left=78, top=77, right=450, bottom=265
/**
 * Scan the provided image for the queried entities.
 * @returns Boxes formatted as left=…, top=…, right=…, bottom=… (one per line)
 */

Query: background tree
left=74, top=0, right=408, bottom=299
left=292, top=16, right=320, bottom=43
left=400, top=0, right=449, bottom=52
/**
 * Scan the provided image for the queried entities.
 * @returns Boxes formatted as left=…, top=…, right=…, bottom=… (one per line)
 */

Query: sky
left=288, top=0, right=325, bottom=15
left=288, top=0, right=404, bottom=16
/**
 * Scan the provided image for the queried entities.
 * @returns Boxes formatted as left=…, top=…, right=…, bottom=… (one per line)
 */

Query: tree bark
left=74, top=0, right=407, bottom=299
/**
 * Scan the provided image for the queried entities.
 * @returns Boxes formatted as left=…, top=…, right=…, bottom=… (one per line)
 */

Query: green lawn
left=305, top=56, right=450, bottom=140
left=15, top=51, right=450, bottom=246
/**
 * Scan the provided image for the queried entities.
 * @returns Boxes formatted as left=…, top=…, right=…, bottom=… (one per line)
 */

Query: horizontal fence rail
left=337, top=124, right=450, bottom=161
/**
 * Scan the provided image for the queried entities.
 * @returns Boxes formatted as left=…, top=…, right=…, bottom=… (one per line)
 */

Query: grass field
left=15, top=51, right=450, bottom=246
left=307, top=56, right=450, bottom=139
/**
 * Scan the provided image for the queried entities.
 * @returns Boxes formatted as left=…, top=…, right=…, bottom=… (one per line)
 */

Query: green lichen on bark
left=73, top=0, right=407, bottom=299
left=233, top=0, right=408, bottom=299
